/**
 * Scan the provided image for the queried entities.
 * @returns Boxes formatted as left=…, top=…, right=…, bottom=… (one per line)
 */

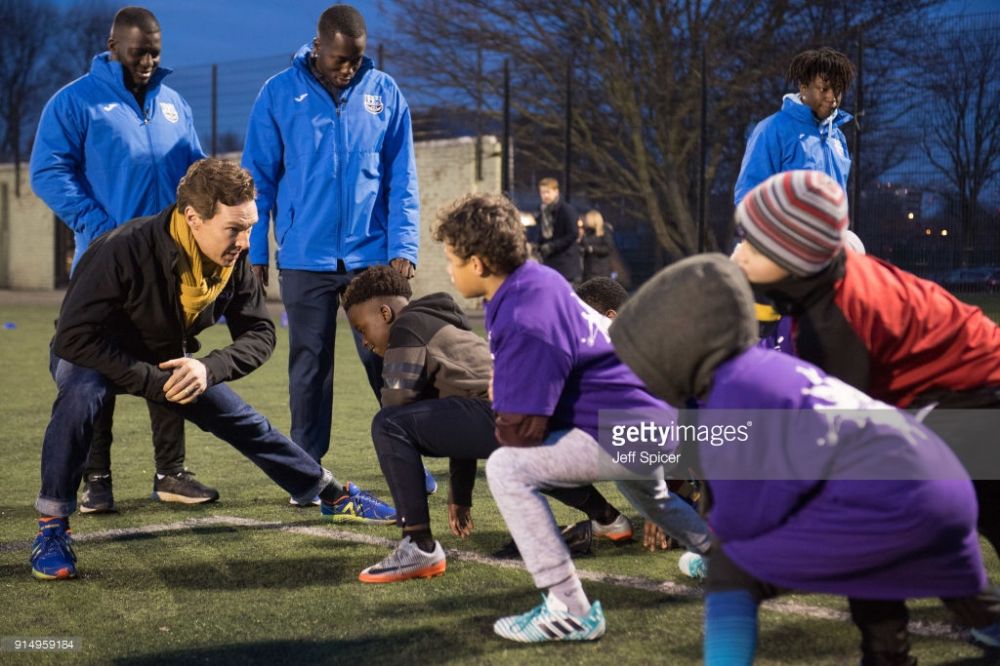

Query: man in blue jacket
left=242, top=4, right=420, bottom=490
left=733, top=47, right=855, bottom=205
left=30, top=6, right=214, bottom=513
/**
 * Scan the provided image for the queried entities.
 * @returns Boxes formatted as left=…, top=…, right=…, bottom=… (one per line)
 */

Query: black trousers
left=85, top=395, right=185, bottom=476
left=917, top=389, right=1000, bottom=559
left=370, top=396, right=613, bottom=529
left=707, top=542, right=999, bottom=666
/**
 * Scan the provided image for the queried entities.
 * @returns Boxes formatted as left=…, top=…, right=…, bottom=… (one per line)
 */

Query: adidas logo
left=539, top=617, right=586, bottom=639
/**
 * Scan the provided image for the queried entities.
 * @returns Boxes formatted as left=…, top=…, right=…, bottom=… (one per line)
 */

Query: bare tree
left=60, top=0, right=117, bottom=79
left=389, top=0, right=939, bottom=258
left=0, top=0, right=60, bottom=195
left=0, top=0, right=115, bottom=196
left=918, top=20, right=1000, bottom=266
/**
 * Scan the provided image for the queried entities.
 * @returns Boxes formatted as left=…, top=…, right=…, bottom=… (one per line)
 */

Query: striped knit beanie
left=735, top=170, right=849, bottom=276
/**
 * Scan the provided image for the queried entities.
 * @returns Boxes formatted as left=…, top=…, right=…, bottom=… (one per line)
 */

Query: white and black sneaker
left=494, top=593, right=606, bottom=642
left=80, top=473, right=116, bottom=514
left=358, top=536, right=446, bottom=583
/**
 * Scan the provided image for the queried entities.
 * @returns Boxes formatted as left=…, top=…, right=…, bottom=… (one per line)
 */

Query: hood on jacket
left=610, top=254, right=758, bottom=407
left=91, top=51, right=172, bottom=95
left=292, top=43, right=374, bottom=91
left=781, top=93, right=853, bottom=131
left=400, top=292, right=470, bottom=331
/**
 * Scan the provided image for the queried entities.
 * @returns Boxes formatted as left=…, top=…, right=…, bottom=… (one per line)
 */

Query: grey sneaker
left=591, top=513, right=633, bottom=542
left=80, top=472, right=116, bottom=514
left=152, top=470, right=219, bottom=504
left=358, top=536, right=446, bottom=583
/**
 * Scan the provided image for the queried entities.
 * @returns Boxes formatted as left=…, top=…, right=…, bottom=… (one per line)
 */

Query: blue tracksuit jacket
left=30, top=53, right=204, bottom=270
left=734, top=94, right=853, bottom=205
left=242, top=46, right=419, bottom=271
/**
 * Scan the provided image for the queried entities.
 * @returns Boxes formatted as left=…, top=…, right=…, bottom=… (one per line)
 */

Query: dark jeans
left=707, top=542, right=1000, bottom=666
left=370, top=396, right=612, bottom=529
left=86, top=396, right=185, bottom=476
left=36, top=358, right=332, bottom=517
left=279, top=268, right=383, bottom=463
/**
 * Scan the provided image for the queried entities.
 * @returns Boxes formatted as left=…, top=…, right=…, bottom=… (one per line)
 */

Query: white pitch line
left=6, top=515, right=967, bottom=641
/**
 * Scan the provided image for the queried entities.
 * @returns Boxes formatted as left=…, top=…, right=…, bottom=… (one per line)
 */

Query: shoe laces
left=36, top=527, right=76, bottom=562
left=512, top=598, right=550, bottom=631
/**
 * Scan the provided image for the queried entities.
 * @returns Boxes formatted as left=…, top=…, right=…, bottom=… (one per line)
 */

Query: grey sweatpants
left=486, top=428, right=709, bottom=589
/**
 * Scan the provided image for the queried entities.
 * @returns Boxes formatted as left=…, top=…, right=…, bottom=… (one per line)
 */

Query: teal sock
left=704, top=589, right=758, bottom=666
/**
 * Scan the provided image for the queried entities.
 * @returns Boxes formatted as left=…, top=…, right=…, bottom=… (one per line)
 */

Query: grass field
left=1, top=298, right=998, bottom=665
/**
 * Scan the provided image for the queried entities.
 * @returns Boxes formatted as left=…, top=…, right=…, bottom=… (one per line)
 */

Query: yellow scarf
left=754, top=302, right=782, bottom=323
left=169, top=208, right=234, bottom=328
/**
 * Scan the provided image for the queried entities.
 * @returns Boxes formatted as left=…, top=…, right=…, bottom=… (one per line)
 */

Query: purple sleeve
left=491, top=332, right=571, bottom=417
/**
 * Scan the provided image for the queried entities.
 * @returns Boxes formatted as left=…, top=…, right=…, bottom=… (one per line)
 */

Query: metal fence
left=159, top=13, right=1000, bottom=314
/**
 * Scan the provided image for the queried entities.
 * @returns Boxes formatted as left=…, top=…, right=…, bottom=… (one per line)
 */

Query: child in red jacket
left=731, top=169, right=1000, bottom=650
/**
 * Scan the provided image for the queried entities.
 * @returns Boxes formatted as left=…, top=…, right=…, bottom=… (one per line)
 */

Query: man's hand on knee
left=159, top=357, right=209, bottom=404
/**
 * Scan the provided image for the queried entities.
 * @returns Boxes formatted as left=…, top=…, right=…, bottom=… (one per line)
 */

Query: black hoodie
left=381, top=292, right=491, bottom=408
left=381, top=292, right=493, bottom=507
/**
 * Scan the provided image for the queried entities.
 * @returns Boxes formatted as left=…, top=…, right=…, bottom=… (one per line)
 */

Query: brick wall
left=0, top=136, right=501, bottom=302
left=0, top=163, right=56, bottom=290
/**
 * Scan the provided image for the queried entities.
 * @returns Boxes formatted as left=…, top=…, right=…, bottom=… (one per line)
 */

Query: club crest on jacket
left=364, top=94, right=383, bottom=114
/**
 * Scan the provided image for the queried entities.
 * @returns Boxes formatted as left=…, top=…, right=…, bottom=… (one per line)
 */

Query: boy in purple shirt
left=341, top=265, right=635, bottom=583
left=432, top=193, right=709, bottom=643
left=610, top=254, right=999, bottom=665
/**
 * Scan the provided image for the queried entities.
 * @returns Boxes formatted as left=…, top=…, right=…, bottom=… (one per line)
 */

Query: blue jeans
left=279, top=269, right=383, bottom=463
left=36, top=358, right=333, bottom=517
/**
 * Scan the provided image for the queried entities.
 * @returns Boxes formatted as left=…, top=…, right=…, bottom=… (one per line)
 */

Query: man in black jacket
left=536, top=178, right=582, bottom=284
left=31, top=159, right=394, bottom=581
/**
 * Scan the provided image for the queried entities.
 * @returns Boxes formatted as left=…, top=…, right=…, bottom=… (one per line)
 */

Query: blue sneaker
left=30, top=517, right=77, bottom=580
left=494, top=594, right=606, bottom=642
left=971, top=620, right=1000, bottom=648
left=424, top=467, right=438, bottom=495
left=321, top=482, right=397, bottom=525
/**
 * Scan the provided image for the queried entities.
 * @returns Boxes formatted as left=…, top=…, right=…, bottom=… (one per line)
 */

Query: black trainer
left=493, top=522, right=593, bottom=559
left=151, top=470, right=220, bottom=504
left=80, top=472, right=116, bottom=514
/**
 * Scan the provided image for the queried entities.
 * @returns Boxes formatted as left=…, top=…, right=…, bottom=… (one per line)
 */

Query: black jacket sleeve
left=448, top=458, right=477, bottom=506
left=586, top=235, right=611, bottom=257
left=52, top=238, right=170, bottom=402
left=542, top=202, right=580, bottom=256
left=199, top=260, right=276, bottom=385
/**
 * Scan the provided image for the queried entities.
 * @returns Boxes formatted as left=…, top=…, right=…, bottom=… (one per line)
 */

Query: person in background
left=536, top=178, right=582, bottom=284
left=733, top=47, right=855, bottom=206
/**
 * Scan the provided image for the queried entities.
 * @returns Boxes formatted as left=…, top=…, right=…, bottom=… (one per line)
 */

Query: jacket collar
left=761, top=251, right=846, bottom=315
left=90, top=51, right=172, bottom=100
left=780, top=93, right=853, bottom=130
left=150, top=205, right=182, bottom=278
left=293, top=43, right=374, bottom=95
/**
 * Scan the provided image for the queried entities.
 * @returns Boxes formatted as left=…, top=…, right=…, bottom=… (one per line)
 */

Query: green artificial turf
left=0, top=300, right=994, bottom=664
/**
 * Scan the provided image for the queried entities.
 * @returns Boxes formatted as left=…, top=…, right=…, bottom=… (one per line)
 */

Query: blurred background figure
left=536, top=177, right=582, bottom=285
